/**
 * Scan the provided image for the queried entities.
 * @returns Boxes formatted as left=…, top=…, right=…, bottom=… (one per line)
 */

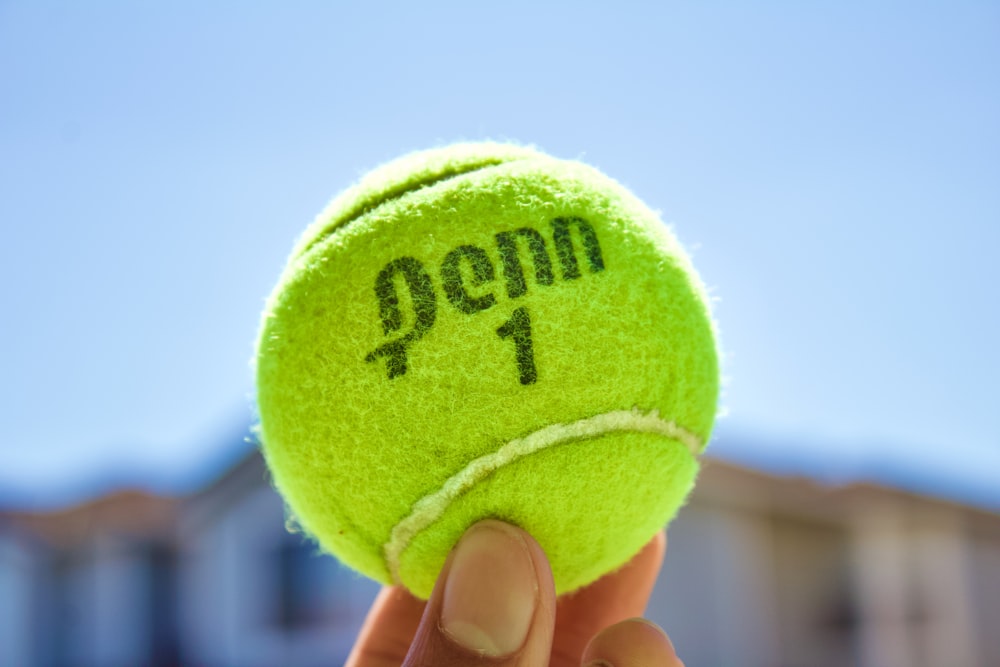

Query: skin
left=346, top=521, right=684, bottom=667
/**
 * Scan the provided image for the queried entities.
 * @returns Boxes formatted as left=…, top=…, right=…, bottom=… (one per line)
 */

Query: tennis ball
left=255, top=142, right=719, bottom=600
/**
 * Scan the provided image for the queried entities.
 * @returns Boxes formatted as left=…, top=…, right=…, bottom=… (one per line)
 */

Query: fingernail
left=441, top=521, right=538, bottom=657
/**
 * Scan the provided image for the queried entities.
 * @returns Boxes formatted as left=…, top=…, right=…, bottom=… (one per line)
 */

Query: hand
left=347, top=520, right=683, bottom=667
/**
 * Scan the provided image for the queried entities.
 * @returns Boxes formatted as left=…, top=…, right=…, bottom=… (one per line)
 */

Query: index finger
left=549, top=530, right=667, bottom=667
left=346, top=585, right=426, bottom=667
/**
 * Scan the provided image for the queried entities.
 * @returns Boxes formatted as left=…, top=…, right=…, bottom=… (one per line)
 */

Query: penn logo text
left=365, top=217, right=605, bottom=384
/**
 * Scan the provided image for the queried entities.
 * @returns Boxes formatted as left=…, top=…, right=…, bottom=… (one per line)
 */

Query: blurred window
left=145, top=542, right=180, bottom=666
left=274, top=533, right=357, bottom=630
left=770, top=515, right=860, bottom=666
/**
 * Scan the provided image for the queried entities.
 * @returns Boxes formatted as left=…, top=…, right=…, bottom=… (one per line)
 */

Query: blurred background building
left=2, top=434, right=998, bottom=667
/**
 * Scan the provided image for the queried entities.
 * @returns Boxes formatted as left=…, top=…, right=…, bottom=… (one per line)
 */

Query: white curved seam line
left=383, top=408, right=702, bottom=585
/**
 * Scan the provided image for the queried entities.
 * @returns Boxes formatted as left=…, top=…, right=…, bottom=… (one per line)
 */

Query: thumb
left=402, top=520, right=557, bottom=667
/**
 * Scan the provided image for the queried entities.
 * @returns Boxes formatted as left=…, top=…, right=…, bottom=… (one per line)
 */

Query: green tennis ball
left=255, top=142, right=719, bottom=600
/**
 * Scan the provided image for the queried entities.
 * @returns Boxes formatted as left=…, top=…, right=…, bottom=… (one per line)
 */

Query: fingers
left=581, top=618, right=684, bottom=667
left=346, top=586, right=426, bottom=667
left=401, top=520, right=557, bottom=667
left=550, top=531, right=666, bottom=667
left=347, top=524, right=672, bottom=667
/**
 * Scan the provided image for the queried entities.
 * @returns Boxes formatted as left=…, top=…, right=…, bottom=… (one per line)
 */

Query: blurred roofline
left=1, top=417, right=997, bottom=515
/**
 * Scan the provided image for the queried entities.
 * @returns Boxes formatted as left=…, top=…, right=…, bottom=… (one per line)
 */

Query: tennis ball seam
left=383, top=407, right=703, bottom=585
left=294, top=155, right=535, bottom=261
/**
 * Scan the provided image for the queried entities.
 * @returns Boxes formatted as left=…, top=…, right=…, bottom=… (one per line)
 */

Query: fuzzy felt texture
left=256, top=142, right=720, bottom=599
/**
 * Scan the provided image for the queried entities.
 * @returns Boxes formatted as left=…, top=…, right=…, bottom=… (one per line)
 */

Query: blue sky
left=1, top=2, right=998, bottom=508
